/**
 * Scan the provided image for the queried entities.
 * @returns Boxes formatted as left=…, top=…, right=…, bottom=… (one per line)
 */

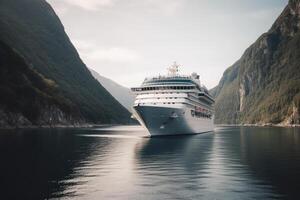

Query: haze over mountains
left=89, top=69, right=135, bottom=112
left=211, top=0, right=300, bottom=125
left=0, top=0, right=131, bottom=127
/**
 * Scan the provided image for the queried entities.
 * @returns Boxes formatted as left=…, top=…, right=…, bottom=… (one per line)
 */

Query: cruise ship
left=131, top=62, right=215, bottom=136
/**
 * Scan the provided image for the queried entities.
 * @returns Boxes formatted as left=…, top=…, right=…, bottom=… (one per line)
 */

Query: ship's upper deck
left=130, top=62, right=214, bottom=102
left=142, top=75, right=199, bottom=86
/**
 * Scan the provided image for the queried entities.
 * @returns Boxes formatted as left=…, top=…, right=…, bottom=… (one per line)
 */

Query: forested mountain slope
left=0, top=0, right=131, bottom=127
left=211, top=0, right=300, bottom=125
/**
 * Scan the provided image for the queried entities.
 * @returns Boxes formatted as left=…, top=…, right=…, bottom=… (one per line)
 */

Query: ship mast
left=167, top=61, right=180, bottom=76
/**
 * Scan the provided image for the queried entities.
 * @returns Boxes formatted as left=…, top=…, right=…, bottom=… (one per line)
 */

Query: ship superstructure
left=131, top=62, right=214, bottom=136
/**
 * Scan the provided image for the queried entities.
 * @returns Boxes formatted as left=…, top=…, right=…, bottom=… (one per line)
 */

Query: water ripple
left=0, top=126, right=299, bottom=199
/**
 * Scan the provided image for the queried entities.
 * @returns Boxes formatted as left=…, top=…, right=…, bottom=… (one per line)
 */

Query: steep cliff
left=212, top=0, right=300, bottom=125
left=0, top=41, right=82, bottom=127
left=0, top=0, right=132, bottom=127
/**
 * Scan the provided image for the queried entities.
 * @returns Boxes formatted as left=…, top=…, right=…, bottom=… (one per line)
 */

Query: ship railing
left=143, top=75, right=192, bottom=82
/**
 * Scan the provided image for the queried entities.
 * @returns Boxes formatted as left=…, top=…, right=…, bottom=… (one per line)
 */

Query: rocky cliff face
left=0, top=0, right=132, bottom=127
left=212, top=0, right=300, bottom=125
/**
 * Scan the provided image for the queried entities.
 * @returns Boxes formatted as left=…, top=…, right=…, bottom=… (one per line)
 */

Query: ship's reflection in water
left=0, top=126, right=299, bottom=199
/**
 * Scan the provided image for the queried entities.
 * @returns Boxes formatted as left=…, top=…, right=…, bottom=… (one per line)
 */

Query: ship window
left=191, top=110, right=195, bottom=117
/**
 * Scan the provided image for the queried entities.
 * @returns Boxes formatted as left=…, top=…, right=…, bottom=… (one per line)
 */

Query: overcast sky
left=47, top=0, right=288, bottom=89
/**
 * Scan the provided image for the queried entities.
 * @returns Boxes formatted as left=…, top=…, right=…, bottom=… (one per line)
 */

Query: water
left=0, top=126, right=299, bottom=200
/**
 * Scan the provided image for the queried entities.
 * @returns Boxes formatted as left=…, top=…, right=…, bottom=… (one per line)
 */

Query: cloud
left=65, top=0, right=114, bottom=10
left=246, top=8, right=283, bottom=20
left=72, top=40, right=140, bottom=63
left=48, top=0, right=114, bottom=12
left=88, top=47, right=140, bottom=62
left=49, top=0, right=185, bottom=15
left=72, top=40, right=96, bottom=52
left=138, top=0, right=185, bottom=16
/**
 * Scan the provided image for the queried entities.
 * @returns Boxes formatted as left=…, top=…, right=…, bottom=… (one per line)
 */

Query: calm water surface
left=0, top=126, right=300, bottom=199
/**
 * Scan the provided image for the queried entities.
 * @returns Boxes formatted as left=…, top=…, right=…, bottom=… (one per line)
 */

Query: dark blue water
left=0, top=126, right=299, bottom=200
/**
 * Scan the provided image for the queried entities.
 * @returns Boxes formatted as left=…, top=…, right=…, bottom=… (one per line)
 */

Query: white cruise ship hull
left=133, top=105, right=214, bottom=136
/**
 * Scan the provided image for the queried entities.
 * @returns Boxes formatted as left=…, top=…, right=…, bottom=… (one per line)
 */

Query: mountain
left=211, top=0, right=300, bottom=125
left=0, top=41, right=83, bottom=127
left=0, top=0, right=131, bottom=127
left=89, top=69, right=135, bottom=112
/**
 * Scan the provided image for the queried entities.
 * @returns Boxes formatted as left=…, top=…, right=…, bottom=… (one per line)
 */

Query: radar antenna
left=167, top=61, right=180, bottom=76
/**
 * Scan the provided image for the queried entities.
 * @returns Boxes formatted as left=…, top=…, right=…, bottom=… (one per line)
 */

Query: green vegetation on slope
left=0, top=41, right=81, bottom=126
left=0, top=0, right=131, bottom=125
left=211, top=0, right=300, bottom=125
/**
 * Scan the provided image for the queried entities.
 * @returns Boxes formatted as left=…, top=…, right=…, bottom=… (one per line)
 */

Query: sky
left=47, top=0, right=288, bottom=89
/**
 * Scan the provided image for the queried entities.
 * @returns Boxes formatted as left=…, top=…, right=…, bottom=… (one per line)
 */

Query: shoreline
left=0, top=123, right=137, bottom=130
left=1, top=123, right=299, bottom=130
left=216, top=124, right=300, bottom=128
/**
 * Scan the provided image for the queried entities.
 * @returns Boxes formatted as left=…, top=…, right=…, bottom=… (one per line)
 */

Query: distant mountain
left=211, top=0, right=300, bottom=125
left=89, top=69, right=135, bottom=112
left=0, top=0, right=131, bottom=127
